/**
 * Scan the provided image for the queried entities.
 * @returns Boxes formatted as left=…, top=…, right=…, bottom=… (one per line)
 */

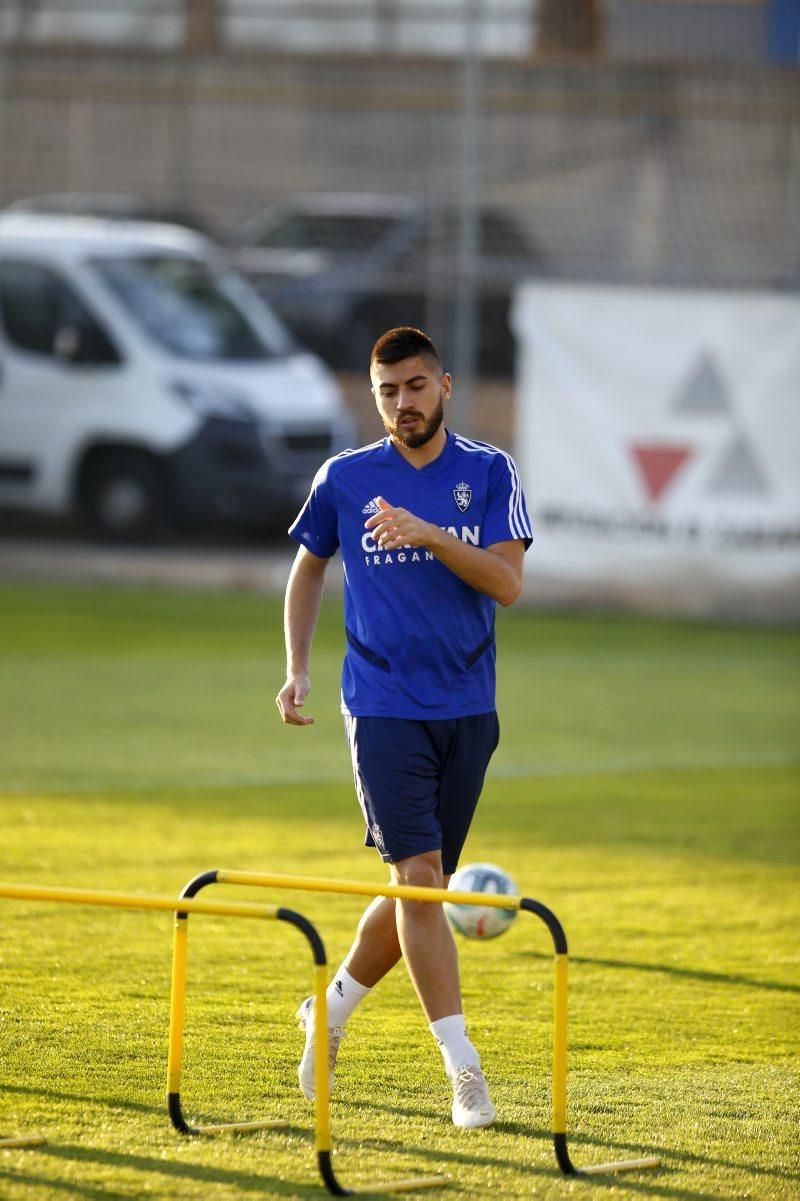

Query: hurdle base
left=190, top=1119, right=288, bottom=1135
left=319, top=1150, right=352, bottom=1196
left=555, top=1133, right=660, bottom=1176
left=579, top=1156, right=662, bottom=1175
left=167, top=1092, right=285, bottom=1137
left=350, top=1177, right=446, bottom=1194
left=318, top=1150, right=445, bottom=1196
left=0, top=1135, right=47, bottom=1149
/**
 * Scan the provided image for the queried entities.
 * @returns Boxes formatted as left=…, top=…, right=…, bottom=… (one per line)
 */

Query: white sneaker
left=451, top=1064, right=496, bottom=1129
left=296, top=996, right=345, bottom=1102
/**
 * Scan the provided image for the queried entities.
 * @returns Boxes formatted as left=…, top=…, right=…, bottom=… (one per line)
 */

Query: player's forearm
left=426, top=527, right=522, bottom=606
left=284, top=550, right=327, bottom=673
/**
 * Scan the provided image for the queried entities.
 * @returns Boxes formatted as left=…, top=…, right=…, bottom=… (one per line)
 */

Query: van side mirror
left=54, top=323, right=120, bottom=366
left=53, top=324, right=82, bottom=362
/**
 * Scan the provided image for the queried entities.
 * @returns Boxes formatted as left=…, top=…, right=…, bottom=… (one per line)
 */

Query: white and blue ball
left=444, top=862, right=519, bottom=940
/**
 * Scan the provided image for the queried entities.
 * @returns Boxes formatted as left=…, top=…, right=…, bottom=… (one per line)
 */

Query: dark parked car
left=229, top=193, right=546, bottom=377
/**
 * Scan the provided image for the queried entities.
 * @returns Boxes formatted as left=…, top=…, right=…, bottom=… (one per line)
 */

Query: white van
left=0, top=213, right=355, bottom=539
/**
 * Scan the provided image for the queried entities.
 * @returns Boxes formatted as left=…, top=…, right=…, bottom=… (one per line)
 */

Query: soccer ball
left=443, top=862, right=519, bottom=940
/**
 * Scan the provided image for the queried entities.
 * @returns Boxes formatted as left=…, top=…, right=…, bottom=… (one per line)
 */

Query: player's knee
left=391, top=852, right=444, bottom=890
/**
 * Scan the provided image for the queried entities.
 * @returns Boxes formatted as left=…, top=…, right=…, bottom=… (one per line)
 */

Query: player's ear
left=442, top=372, right=452, bottom=401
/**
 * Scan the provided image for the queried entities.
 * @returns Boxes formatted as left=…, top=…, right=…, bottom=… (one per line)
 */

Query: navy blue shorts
left=344, top=713, right=500, bottom=876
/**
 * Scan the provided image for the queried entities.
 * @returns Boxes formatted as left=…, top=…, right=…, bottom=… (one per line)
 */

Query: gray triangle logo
left=706, top=436, right=770, bottom=497
left=672, top=355, right=730, bottom=416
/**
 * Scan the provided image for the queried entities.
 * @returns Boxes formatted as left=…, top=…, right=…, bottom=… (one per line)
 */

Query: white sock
left=429, top=1014, right=481, bottom=1078
left=325, top=965, right=371, bottom=1028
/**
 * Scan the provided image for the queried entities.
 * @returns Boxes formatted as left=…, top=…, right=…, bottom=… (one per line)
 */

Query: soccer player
left=276, top=326, right=531, bottom=1128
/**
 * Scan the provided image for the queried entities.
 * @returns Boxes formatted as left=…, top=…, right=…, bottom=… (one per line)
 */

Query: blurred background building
left=0, top=0, right=798, bottom=617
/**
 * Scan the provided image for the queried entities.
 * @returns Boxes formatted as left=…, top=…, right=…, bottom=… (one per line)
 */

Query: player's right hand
left=275, top=674, right=315, bottom=725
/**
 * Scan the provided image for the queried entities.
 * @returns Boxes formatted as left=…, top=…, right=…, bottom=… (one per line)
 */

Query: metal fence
left=1, top=1, right=798, bottom=384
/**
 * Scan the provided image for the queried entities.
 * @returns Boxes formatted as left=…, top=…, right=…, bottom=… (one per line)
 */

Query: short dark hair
left=370, top=326, right=442, bottom=372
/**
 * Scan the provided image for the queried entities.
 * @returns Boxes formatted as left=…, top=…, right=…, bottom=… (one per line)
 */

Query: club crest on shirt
left=453, top=482, right=472, bottom=513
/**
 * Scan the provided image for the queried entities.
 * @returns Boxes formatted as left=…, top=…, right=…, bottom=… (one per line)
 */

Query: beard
left=386, top=397, right=444, bottom=449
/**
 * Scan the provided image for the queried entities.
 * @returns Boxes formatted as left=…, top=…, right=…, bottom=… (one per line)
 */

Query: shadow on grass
left=563, top=1125, right=800, bottom=1187
left=6, top=1085, right=797, bottom=1198
left=333, top=1129, right=722, bottom=1200
left=3, top=1140, right=315, bottom=1198
left=526, top=950, right=800, bottom=995
left=2, top=1080, right=165, bottom=1116
left=1, top=1080, right=297, bottom=1129
left=0, top=1166, right=119, bottom=1200
left=340, top=1098, right=799, bottom=1191
left=3, top=1130, right=790, bottom=1201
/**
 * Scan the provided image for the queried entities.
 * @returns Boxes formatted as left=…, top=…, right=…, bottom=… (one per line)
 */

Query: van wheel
left=78, top=451, right=168, bottom=543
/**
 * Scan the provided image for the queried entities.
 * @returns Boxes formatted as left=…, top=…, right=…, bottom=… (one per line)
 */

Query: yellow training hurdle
left=169, top=875, right=445, bottom=1196
left=1, top=875, right=661, bottom=1195
left=0, top=882, right=310, bottom=1159
left=171, top=869, right=662, bottom=1189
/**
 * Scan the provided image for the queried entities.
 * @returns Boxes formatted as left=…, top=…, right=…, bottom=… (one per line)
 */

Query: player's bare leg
left=344, top=895, right=403, bottom=986
left=297, top=854, right=495, bottom=1125
left=390, top=849, right=495, bottom=1127
left=297, top=894, right=404, bottom=1100
left=390, top=850, right=461, bottom=1020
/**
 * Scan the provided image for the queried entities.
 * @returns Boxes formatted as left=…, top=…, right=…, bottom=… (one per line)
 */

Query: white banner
left=512, top=284, right=800, bottom=619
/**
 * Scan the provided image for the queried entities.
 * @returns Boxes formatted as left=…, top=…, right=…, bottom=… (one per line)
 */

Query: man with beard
left=275, top=326, right=531, bottom=1128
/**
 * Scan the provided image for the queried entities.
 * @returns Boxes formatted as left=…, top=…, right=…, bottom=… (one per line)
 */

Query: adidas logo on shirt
left=362, top=497, right=382, bottom=516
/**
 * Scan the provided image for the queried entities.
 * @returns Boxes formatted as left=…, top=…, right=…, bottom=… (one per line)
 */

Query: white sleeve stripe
left=501, top=447, right=530, bottom=541
left=454, top=436, right=532, bottom=541
left=454, top=436, right=524, bottom=539
left=314, top=438, right=387, bottom=488
left=330, top=438, right=384, bottom=464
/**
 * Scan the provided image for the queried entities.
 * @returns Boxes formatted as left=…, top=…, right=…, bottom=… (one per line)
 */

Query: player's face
left=371, top=355, right=451, bottom=450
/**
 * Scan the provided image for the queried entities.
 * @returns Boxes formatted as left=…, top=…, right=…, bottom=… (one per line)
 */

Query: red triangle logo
left=630, top=444, right=692, bottom=502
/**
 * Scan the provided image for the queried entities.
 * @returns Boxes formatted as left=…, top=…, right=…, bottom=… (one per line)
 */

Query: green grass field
left=1, top=580, right=798, bottom=1200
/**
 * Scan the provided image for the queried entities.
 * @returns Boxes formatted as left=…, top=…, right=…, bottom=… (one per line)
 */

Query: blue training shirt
left=289, top=430, right=532, bottom=720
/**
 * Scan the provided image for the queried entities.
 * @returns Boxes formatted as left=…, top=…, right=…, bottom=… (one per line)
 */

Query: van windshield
left=89, top=253, right=292, bottom=361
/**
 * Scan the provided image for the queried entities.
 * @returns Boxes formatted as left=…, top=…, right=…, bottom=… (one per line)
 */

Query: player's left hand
left=364, top=496, right=438, bottom=551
